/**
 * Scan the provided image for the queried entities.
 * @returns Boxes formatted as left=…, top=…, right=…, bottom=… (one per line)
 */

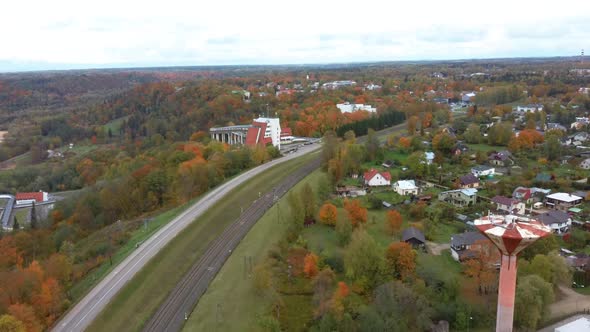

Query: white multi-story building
left=253, top=117, right=282, bottom=149
left=336, top=102, right=377, bottom=113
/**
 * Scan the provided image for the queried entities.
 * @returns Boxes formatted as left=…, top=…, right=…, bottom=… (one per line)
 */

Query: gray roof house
left=450, top=231, right=488, bottom=262
left=536, top=210, right=572, bottom=234
left=402, top=227, right=426, bottom=249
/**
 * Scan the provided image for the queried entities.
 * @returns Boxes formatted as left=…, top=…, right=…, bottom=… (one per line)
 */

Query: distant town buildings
left=515, top=104, right=544, bottom=113
left=336, top=102, right=377, bottom=113
left=322, top=80, right=356, bottom=90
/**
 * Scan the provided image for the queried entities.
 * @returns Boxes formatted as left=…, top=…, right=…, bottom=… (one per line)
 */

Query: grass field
left=183, top=170, right=326, bottom=332
left=103, top=116, right=130, bottom=137
left=86, top=152, right=319, bottom=332
left=466, top=143, right=505, bottom=153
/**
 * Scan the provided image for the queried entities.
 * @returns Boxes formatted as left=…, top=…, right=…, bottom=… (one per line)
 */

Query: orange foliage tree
left=386, top=242, right=417, bottom=280
left=398, top=136, right=411, bottom=150
left=304, top=253, right=319, bottom=278
left=385, top=210, right=403, bottom=236
left=330, top=281, right=350, bottom=319
left=344, top=199, right=367, bottom=227
left=508, top=129, right=544, bottom=152
left=318, top=203, right=338, bottom=226
left=463, top=239, right=500, bottom=295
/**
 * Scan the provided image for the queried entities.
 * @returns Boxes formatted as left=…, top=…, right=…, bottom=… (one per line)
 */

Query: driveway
left=426, top=241, right=450, bottom=255
left=548, top=285, right=590, bottom=320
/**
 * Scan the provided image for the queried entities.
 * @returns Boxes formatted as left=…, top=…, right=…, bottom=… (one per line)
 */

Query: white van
left=533, top=202, right=543, bottom=209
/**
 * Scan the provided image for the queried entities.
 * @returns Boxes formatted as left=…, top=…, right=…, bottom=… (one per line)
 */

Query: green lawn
left=103, top=116, right=130, bottom=136
left=86, top=152, right=319, bottom=332
left=466, top=144, right=504, bottom=153
left=184, top=170, right=325, bottom=332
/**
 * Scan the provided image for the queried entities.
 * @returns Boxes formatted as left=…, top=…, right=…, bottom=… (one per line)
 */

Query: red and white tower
left=474, top=214, right=552, bottom=332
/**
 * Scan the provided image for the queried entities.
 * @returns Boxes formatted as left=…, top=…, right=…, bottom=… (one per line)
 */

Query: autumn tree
left=343, top=229, right=384, bottom=290
left=319, top=203, right=338, bottom=226
left=463, top=239, right=499, bottom=294
left=330, top=281, right=349, bottom=319
left=386, top=242, right=416, bottom=280
left=322, top=131, right=339, bottom=168
left=407, top=115, right=419, bottom=134
left=365, top=129, right=381, bottom=161
left=0, top=315, right=25, bottom=332
left=487, top=122, right=513, bottom=146
left=336, top=216, right=353, bottom=245
left=514, top=275, right=554, bottom=330
left=385, top=210, right=403, bottom=236
left=405, top=151, right=427, bottom=178
left=8, top=303, right=42, bottom=332
left=463, top=123, right=482, bottom=143
left=301, top=183, right=316, bottom=223
left=287, top=191, right=304, bottom=232
left=398, top=136, right=411, bottom=151
left=313, top=268, right=335, bottom=318
left=432, top=132, right=457, bottom=154
left=344, top=199, right=367, bottom=227
left=304, top=253, right=319, bottom=278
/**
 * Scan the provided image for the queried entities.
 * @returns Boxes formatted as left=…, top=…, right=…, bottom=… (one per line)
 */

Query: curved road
left=52, top=143, right=321, bottom=332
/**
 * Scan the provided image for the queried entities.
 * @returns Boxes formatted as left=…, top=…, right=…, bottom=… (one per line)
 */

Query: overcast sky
left=1, top=0, right=589, bottom=72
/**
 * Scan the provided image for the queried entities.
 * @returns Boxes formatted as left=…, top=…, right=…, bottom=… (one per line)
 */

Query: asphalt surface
left=52, top=143, right=321, bottom=332
left=143, top=158, right=322, bottom=332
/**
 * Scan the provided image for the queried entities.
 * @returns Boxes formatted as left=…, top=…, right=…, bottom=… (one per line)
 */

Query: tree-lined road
left=52, top=143, right=321, bottom=332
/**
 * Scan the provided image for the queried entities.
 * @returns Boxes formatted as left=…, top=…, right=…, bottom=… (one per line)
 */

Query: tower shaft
left=496, top=254, right=517, bottom=332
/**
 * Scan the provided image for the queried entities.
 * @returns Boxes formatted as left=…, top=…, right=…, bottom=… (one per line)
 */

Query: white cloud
left=1, top=0, right=589, bottom=71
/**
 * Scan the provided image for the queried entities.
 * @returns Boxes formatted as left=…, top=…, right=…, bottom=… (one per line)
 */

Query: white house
left=336, top=102, right=377, bottom=113
left=471, top=165, right=495, bottom=177
left=364, top=169, right=391, bottom=187
left=545, top=193, right=583, bottom=211
left=393, top=180, right=419, bottom=196
left=537, top=210, right=572, bottom=234
left=424, top=152, right=435, bottom=165
left=491, top=196, right=526, bottom=214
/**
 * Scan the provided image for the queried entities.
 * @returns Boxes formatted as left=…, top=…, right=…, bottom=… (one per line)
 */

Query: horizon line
left=1, top=54, right=588, bottom=74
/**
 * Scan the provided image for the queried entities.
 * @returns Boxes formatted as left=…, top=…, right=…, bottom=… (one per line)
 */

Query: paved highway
left=52, top=143, right=321, bottom=332
left=143, top=158, right=321, bottom=332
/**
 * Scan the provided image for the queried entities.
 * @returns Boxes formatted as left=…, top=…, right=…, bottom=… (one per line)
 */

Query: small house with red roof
left=364, top=169, right=391, bottom=187
left=15, top=191, right=48, bottom=205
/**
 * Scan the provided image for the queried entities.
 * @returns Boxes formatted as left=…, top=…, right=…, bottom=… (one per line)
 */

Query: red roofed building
left=363, top=169, right=391, bottom=187
left=245, top=121, right=272, bottom=147
left=280, top=127, right=292, bottom=138
left=16, top=192, right=48, bottom=205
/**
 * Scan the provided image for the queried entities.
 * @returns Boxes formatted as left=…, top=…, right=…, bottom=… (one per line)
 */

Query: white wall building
left=515, top=104, right=544, bottom=113
left=393, top=180, right=419, bottom=196
left=253, top=117, right=282, bottom=149
left=336, top=102, right=377, bottom=113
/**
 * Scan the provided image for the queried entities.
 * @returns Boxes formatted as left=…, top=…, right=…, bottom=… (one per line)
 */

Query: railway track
left=142, top=158, right=322, bottom=332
